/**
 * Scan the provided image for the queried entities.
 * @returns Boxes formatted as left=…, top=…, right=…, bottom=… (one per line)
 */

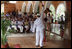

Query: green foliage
left=1, top=12, right=4, bottom=15
left=1, top=18, right=11, bottom=45
left=1, top=12, right=4, bottom=17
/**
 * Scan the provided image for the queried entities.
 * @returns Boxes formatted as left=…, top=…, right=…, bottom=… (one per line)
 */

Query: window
left=26, top=1, right=33, bottom=13
left=49, top=4, right=55, bottom=22
left=9, top=1, right=16, bottom=3
left=56, top=3, right=65, bottom=21
left=33, top=1, right=40, bottom=13
left=22, top=2, right=26, bottom=12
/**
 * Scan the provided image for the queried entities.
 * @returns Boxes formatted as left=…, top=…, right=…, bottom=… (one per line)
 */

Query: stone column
left=63, top=1, right=71, bottom=40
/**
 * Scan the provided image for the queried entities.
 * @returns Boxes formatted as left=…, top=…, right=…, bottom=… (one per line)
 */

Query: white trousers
left=7, top=25, right=23, bottom=32
left=18, top=25, right=23, bottom=32
left=7, top=25, right=17, bottom=31
left=36, top=29, right=44, bottom=47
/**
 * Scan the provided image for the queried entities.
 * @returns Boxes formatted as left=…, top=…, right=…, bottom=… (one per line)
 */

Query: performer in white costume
left=32, top=3, right=45, bottom=48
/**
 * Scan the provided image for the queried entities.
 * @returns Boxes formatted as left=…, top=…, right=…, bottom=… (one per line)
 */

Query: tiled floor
left=7, top=33, right=71, bottom=48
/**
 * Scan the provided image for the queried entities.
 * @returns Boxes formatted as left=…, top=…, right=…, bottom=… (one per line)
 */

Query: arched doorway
left=54, top=3, right=66, bottom=40
left=33, top=1, right=40, bottom=13
left=56, top=3, right=66, bottom=21
left=45, top=4, right=56, bottom=40
left=26, top=1, right=33, bottom=14
left=45, top=1, right=51, bottom=9
left=22, top=2, right=26, bottom=13
left=22, top=2, right=26, bottom=16
left=47, top=3, right=66, bottom=40
left=49, top=4, right=55, bottom=22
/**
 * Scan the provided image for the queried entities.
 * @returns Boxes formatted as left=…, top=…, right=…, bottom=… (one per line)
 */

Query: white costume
left=32, top=6, right=45, bottom=47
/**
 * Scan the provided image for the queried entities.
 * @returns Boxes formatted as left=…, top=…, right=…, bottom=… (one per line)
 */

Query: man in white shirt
left=32, top=4, right=45, bottom=48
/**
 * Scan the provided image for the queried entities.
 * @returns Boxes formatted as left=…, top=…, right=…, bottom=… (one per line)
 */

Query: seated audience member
left=15, top=17, right=23, bottom=32
left=6, top=12, right=10, bottom=18
left=28, top=17, right=32, bottom=32
left=29, top=13, right=33, bottom=19
left=7, top=18, right=17, bottom=32
left=10, top=12, right=13, bottom=17
left=11, top=19, right=16, bottom=25
left=12, top=9, right=16, bottom=17
left=18, top=9, right=22, bottom=17
left=23, top=12, right=25, bottom=18
left=18, top=18, right=23, bottom=25
left=22, top=18, right=25, bottom=33
left=24, top=19, right=29, bottom=33
left=16, top=9, right=18, bottom=16
left=33, top=14, right=37, bottom=21
left=24, top=12, right=27, bottom=18
left=30, top=18, right=34, bottom=33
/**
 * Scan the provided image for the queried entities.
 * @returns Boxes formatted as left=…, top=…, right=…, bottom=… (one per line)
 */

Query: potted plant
left=1, top=18, right=11, bottom=48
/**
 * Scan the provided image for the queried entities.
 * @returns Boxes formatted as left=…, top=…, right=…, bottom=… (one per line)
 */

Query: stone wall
left=4, top=2, right=16, bottom=15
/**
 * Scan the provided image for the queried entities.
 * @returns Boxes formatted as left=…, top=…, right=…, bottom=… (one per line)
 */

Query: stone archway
left=26, top=1, right=33, bottom=14
left=22, top=2, right=26, bottom=13
left=49, top=4, right=55, bottom=22
left=56, top=3, right=67, bottom=40
left=45, top=1, right=52, bottom=9
left=21, top=2, right=26, bottom=16
left=46, top=2, right=66, bottom=40
left=29, top=4, right=33, bottom=14
left=33, top=1, right=40, bottom=13
left=56, top=3, right=66, bottom=22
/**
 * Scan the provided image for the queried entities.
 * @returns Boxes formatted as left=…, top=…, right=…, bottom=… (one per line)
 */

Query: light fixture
left=9, top=1, right=16, bottom=3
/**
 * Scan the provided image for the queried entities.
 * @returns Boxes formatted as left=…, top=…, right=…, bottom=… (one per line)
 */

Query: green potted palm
left=1, top=18, right=11, bottom=48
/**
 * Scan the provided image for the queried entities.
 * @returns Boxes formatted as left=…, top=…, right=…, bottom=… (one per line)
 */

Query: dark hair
left=49, top=14, right=50, bottom=16
left=61, top=15, right=63, bottom=16
left=44, top=10, right=47, bottom=13
left=35, top=13, right=37, bottom=15
left=46, top=8, right=51, bottom=12
left=55, top=20, right=58, bottom=23
left=20, top=9, right=21, bottom=11
left=44, top=18, right=47, bottom=22
left=32, top=12, right=34, bottom=14
left=37, top=15, right=40, bottom=17
left=24, top=12, right=27, bottom=15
